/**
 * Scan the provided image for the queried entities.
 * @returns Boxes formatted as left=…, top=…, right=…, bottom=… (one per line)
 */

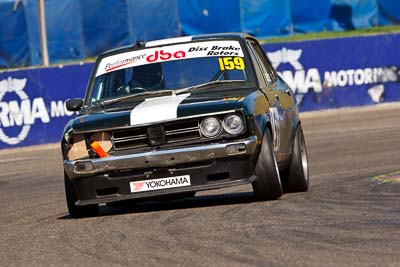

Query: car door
left=246, top=39, right=286, bottom=160
left=255, top=43, right=296, bottom=155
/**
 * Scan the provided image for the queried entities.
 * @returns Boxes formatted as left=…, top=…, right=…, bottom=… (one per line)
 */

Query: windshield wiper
left=99, top=90, right=176, bottom=106
left=91, top=80, right=245, bottom=109
left=176, top=80, right=245, bottom=95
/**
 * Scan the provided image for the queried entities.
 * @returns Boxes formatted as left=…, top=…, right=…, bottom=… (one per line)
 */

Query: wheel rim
left=300, top=131, right=309, bottom=182
left=272, top=151, right=282, bottom=186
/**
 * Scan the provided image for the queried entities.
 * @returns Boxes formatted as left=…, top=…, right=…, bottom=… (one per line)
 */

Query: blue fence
left=0, top=64, right=92, bottom=148
left=262, top=33, right=400, bottom=111
left=0, top=33, right=399, bottom=148
left=1, top=0, right=400, bottom=68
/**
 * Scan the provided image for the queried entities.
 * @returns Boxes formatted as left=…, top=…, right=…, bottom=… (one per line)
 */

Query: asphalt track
left=0, top=103, right=399, bottom=267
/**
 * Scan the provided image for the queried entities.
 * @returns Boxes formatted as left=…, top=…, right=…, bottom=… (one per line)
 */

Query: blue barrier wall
left=1, top=0, right=400, bottom=68
left=0, top=33, right=400, bottom=148
left=262, top=33, right=400, bottom=111
left=0, top=64, right=93, bottom=149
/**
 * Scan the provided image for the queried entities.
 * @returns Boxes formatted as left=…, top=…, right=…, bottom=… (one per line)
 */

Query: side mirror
left=66, top=98, right=83, bottom=111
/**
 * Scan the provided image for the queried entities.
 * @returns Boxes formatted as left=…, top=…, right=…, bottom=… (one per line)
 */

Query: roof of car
left=99, top=32, right=253, bottom=58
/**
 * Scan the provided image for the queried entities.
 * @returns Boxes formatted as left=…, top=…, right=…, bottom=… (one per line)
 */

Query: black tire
left=282, top=124, right=309, bottom=192
left=252, top=130, right=283, bottom=201
left=64, top=173, right=98, bottom=218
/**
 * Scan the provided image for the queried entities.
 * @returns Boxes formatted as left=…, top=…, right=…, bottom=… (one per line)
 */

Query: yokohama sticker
left=130, top=175, right=191, bottom=193
left=96, top=40, right=244, bottom=77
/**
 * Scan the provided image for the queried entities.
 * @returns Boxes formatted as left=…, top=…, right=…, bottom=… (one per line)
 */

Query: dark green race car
left=62, top=33, right=309, bottom=218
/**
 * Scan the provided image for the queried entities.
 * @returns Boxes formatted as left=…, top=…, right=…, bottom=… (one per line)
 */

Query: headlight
left=223, top=114, right=244, bottom=135
left=67, top=133, right=89, bottom=160
left=90, top=132, right=112, bottom=152
left=200, top=117, right=222, bottom=138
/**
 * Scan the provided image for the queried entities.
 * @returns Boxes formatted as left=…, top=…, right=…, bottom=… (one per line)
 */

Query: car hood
left=71, top=88, right=258, bottom=133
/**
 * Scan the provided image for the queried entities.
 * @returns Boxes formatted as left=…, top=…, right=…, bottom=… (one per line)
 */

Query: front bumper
left=64, top=136, right=259, bottom=206
left=64, top=136, right=258, bottom=180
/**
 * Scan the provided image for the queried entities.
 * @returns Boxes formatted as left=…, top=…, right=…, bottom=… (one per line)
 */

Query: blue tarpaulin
left=0, top=0, right=400, bottom=68
left=44, top=0, right=86, bottom=62
left=378, top=0, right=400, bottom=25
left=241, top=0, right=292, bottom=37
left=19, top=0, right=86, bottom=64
left=80, top=0, right=180, bottom=57
left=178, top=0, right=241, bottom=35
left=127, top=0, right=180, bottom=42
left=80, top=0, right=131, bottom=57
left=290, top=0, right=332, bottom=33
left=23, top=0, right=41, bottom=66
left=330, top=0, right=379, bottom=30
left=0, top=0, right=30, bottom=68
left=178, top=0, right=292, bottom=37
left=0, top=0, right=180, bottom=67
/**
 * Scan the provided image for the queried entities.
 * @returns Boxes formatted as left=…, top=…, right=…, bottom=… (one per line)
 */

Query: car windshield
left=88, top=39, right=254, bottom=104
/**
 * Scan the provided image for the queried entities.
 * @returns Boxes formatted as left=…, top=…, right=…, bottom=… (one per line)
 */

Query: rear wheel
left=252, top=130, right=283, bottom=201
left=282, top=124, right=309, bottom=192
left=64, top=173, right=98, bottom=218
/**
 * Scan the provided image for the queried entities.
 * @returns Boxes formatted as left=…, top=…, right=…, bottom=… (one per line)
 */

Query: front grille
left=165, top=120, right=200, bottom=143
left=147, top=125, right=166, bottom=146
left=112, top=118, right=201, bottom=151
left=112, top=127, right=148, bottom=150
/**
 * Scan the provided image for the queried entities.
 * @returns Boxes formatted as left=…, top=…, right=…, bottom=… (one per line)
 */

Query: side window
left=248, top=40, right=276, bottom=84
left=246, top=42, right=267, bottom=88
left=262, top=53, right=277, bottom=82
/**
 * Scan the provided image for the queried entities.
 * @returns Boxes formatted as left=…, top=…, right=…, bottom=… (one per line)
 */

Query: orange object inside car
left=90, top=141, right=109, bottom=158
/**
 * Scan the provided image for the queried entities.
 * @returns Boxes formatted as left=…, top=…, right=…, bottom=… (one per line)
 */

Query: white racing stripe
left=130, top=93, right=190, bottom=125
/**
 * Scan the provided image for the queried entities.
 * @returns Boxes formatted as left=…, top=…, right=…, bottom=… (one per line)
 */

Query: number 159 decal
left=218, top=57, right=245, bottom=71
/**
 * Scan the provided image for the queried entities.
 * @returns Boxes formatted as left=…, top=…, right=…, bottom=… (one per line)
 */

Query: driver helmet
left=131, top=63, right=164, bottom=90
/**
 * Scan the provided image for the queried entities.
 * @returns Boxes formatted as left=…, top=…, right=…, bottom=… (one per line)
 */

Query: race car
left=62, top=33, right=309, bottom=218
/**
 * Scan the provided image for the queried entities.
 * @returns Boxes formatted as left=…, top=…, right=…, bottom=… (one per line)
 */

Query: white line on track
left=0, top=157, right=36, bottom=164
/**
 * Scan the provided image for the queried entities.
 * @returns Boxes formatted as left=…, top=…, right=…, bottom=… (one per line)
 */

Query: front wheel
left=64, top=173, right=98, bottom=218
left=252, top=130, right=283, bottom=201
left=281, top=124, right=309, bottom=192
